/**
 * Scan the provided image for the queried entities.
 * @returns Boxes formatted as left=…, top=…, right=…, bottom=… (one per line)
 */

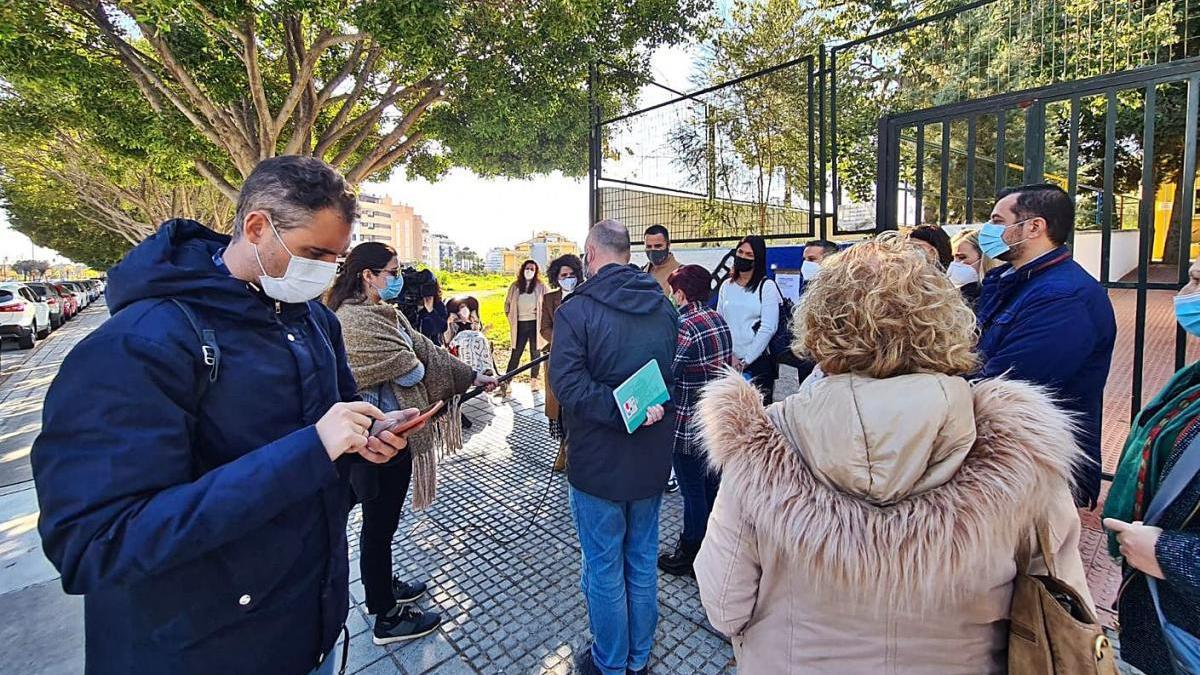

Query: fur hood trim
left=697, top=372, right=1084, bottom=611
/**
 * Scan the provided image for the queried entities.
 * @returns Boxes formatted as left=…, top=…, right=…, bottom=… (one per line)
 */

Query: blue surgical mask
left=1175, top=292, right=1200, bottom=336
left=978, top=219, right=1030, bottom=259
left=376, top=274, right=404, bottom=302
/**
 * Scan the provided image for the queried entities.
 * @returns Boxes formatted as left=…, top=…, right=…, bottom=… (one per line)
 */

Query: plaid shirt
left=672, top=303, right=734, bottom=455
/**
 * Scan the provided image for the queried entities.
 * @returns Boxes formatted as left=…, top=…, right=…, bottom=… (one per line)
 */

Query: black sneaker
left=657, top=537, right=701, bottom=577
left=391, top=576, right=427, bottom=604
left=627, top=667, right=649, bottom=675
left=372, top=603, right=441, bottom=646
left=574, top=644, right=602, bottom=675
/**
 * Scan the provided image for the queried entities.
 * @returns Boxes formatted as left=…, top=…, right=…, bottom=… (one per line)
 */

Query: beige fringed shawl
left=335, top=300, right=475, bottom=509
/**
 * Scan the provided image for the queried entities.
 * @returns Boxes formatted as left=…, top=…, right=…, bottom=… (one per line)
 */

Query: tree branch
left=346, top=85, right=444, bottom=183
left=360, top=131, right=424, bottom=180
left=242, top=17, right=273, bottom=158
left=134, top=17, right=256, bottom=171
left=315, top=39, right=365, bottom=109
left=314, top=45, right=388, bottom=156
left=271, top=24, right=366, bottom=139
left=194, top=159, right=241, bottom=204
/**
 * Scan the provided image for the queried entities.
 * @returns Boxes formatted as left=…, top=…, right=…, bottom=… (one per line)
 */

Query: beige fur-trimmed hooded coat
left=693, top=371, right=1093, bottom=674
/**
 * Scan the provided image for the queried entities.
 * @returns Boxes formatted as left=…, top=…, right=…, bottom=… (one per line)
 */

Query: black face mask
left=733, top=256, right=754, bottom=274
left=647, top=249, right=670, bottom=266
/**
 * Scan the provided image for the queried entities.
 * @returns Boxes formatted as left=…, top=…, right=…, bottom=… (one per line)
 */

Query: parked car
left=58, top=281, right=88, bottom=310
left=0, top=283, right=51, bottom=349
left=24, top=282, right=64, bottom=329
left=50, top=283, right=79, bottom=320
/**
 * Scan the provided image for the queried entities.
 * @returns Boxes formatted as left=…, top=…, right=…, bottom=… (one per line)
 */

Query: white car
left=0, top=282, right=51, bottom=349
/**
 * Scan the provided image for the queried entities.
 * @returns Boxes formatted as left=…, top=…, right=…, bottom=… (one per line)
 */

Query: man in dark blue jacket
left=32, top=156, right=420, bottom=675
left=550, top=219, right=679, bottom=675
left=976, top=183, right=1116, bottom=508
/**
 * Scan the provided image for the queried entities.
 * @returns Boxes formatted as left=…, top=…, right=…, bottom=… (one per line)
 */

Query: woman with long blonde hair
left=694, top=233, right=1092, bottom=673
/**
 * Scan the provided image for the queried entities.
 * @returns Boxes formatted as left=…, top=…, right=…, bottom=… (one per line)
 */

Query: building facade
left=484, top=248, right=505, bottom=273
left=353, top=192, right=432, bottom=266
left=499, top=231, right=579, bottom=275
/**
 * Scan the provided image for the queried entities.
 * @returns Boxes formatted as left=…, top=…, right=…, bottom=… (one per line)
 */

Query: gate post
left=876, top=115, right=900, bottom=233
left=587, top=62, right=599, bottom=227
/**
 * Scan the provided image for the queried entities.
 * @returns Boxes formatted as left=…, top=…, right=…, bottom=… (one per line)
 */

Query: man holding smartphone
left=31, top=157, right=421, bottom=675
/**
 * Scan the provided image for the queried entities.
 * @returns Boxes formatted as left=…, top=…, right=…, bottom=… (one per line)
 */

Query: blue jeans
left=570, top=486, right=662, bottom=675
left=673, top=452, right=719, bottom=544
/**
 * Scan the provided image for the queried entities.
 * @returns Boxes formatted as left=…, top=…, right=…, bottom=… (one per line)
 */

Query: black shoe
left=391, top=576, right=427, bottom=604
left=574, top=644, right=602, bottom=675
left=372, top=603, right=441, bottom=645
left=665, top=477, right=679, bottom=494
left=627, top=667, right=649, bottom=675
left=657, top=537, right=701, bottom=577
left=461, top=412, right=473, bottom=430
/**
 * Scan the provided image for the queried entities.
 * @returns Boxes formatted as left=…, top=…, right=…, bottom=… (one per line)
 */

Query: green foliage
left=0, top=0, right=706, bottom=261
left=11, top=259, right=51, bottom=280
left=687, top=0, right=1191, bottom=255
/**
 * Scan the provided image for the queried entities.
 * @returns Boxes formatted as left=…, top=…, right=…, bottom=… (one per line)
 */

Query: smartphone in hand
left=368, top=401, right=445, bottom=438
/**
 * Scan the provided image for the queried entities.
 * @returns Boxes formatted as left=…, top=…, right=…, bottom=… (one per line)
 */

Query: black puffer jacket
left=549, top=263, right=679, bottom=501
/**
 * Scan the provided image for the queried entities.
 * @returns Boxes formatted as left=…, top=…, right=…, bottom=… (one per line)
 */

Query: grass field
left=439, top=272, right=513, bottom=354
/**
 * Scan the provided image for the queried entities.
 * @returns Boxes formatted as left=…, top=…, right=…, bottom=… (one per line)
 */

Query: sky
left=365, top=45, right=700, bottom=254
left=0, top=44, right=700, bottom=266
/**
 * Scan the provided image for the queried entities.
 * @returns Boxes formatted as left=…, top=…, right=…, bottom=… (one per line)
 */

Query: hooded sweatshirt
left=32, top=220, right=359, bottom=675
left=549, top=262, right=680, bottom=501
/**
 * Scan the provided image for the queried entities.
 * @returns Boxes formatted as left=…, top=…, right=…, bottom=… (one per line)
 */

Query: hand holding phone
left=369, top=401, right=445, bottom=437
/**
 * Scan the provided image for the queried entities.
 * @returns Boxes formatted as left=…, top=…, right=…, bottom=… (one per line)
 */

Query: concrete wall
left=1074, top=230, right=1140, bottom=282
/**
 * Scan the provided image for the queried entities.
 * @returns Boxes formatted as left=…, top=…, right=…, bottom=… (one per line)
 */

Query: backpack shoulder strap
left=169, top=298, right=220, bottom=386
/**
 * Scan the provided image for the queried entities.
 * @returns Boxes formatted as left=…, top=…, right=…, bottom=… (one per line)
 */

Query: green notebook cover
left=613, top=359, right=670, bottom=434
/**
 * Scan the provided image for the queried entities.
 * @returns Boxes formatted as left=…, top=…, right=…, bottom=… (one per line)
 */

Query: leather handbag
left=1008, top=520, right=1119, bottom=674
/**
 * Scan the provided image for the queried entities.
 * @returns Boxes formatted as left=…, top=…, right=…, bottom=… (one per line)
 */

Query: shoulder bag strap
left=1034, top=519, right=1058, bottom=579
left=1146, top=432, right=1200, bottom=526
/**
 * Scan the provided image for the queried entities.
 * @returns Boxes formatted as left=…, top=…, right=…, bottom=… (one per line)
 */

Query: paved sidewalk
left=344, top=387, right=735, bottom=675
left=0, top=305, right=1139, bottom=674
left=0, top=306, right=108, bottom=674
left=0, top=306, right=733, bottom=675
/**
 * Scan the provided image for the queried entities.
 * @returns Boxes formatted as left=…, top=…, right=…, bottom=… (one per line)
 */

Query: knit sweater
left=334, top=300, right=475, bottom=509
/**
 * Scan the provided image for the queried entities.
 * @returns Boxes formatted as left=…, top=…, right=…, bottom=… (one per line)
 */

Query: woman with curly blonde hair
left=694, top=233, right=1094, bottom=673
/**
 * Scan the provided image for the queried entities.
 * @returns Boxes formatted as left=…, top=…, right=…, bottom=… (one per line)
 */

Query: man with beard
left=975, top=183, right=1116, bottom=509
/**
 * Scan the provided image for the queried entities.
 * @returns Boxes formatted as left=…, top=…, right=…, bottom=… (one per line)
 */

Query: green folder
left=613, top=359, right=671, bottom=434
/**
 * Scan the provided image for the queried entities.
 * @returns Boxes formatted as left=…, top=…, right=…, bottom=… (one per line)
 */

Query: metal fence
left=590, top=0, right=1200, bottom=243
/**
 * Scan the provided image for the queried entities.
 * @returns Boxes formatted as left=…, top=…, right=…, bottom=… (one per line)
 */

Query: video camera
left=387, top=266, right=440, bottom=326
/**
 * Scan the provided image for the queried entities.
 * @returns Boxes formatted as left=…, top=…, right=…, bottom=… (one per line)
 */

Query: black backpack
left=758, top=280, right=795, bottom=358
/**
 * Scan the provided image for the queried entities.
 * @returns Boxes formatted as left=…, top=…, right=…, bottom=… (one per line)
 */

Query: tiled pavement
left=0, top=286, right=1176, bottom=673
left=342, top=386, right=736, bottom=674
left=0, top=305, right=108, bottom=675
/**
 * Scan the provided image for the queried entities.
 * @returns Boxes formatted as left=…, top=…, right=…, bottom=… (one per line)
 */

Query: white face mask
left=946, top=260, right=979, bottom=288
left=524, top=269, right=535, bottom=281
left=253, top=214, right=338, bottom=304
left=801, top=260, right=822, bottom=281
left=559, top=277, right=577, bottom=293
